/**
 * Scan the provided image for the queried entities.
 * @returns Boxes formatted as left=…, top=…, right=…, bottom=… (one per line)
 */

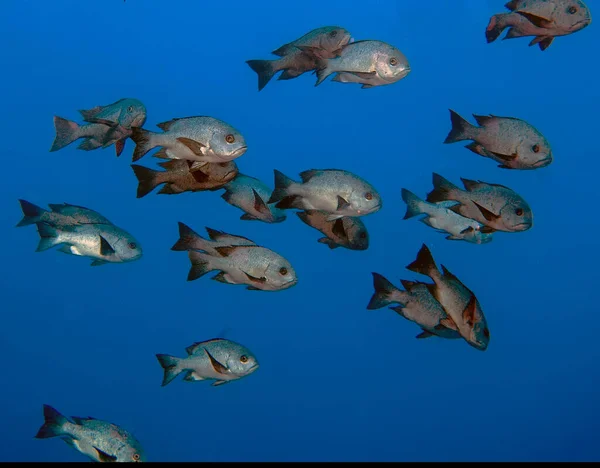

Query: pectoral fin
left=252, top=189, right=271, bottom=215
left=204, top=348, right=230, bottom=375
left=336, top=196, right=350, bottom=211
left=462, top=294, right=478, bottom=326
left=488, top=150, right=518, bottom=162
left=331, top=218, right=347, bottom=239
left=176, top=137, right=206, bottom=156
left=99, top=236, right=115, bottom=256
left=94, top=447, right=117, bottom=463
left=473, top=202, right=500, bottom=222
left=515, top=11, right=553, bottom=28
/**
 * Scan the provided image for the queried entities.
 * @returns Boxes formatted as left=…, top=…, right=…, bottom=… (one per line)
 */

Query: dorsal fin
left=157, top=118, right=183, bottom=131
left=299, top=169, right=319, bottom=183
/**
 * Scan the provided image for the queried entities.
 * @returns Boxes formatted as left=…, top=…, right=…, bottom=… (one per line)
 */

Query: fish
left=130, top=116, right=247, bottom=164
left=401, top=188, right=493, bottom=244
left=51, top=98, right=147, bottom=156
left=443, top=109, right=553, bottom=170
left=246, top=26, right=352, bottom=91
left=426, top=173, right=533, bottom=233
left=367, top=272, right=461, bottom=340
left=35, top=404, right=146, bottom=462
left=267, top=169, right=382, bottom=221
left=221, top=173, right=287, bottom=223
left=16, top=200, right=113, bottom=228
left=296, top=210, right=369, bottom=250
left=171, top=222, right=297, bottom=291
left=406, top=244, right=490, bottom=351
left=486, top=0, right=592, bottom=50
left=315, top=40, right=411, bottom=88
left=156, top=338, right=259, bottom=387
left=131, top=159, right=238, bottom=198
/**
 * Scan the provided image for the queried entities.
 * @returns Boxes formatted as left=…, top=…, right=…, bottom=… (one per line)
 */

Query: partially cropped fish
left=367, top=273, right=461, bottom=340
left=131, top=159, right=238, bottom=198
left=486, top=0, right=592, bottom=51
left=50, top=98, right=147, bottom=156
left=35, top=404, right=146, bottom=462
left=171, top=222, right=297, bottom=291
left=443, top=109, right=553, bottom=170
left=268, top=169, right=382, bottom=221
left=296, top=210, right=369, bottom=250
left=315, top=40, right=410, bottom=88
left=406, top=244, right=490, bottom=351
left=221, top=173, right=286, bottom=223
left=426, top=173, right=533, bottom=233
left=401, top=188, right=493, bottom=244
left=16, top=200, right=113, bottom=228
left=156, top=338, right=259, bottom=387
left=130, top=116, right=247, bottom=164
left=247, top=26, right=352, bottom=91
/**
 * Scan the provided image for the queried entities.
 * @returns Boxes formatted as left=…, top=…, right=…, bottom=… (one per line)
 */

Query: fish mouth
left=246, top=363, right=260, bottom=374
left=533, top=156, right=552, bottom=168
left=470, top=340, right=488, bottom=351
left=513, top=221, right=532, bottom=231
left=228, top=146, right=248, bottom=159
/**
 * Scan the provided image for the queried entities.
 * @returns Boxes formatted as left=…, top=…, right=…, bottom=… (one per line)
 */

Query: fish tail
left=131, top=164, right=160, bottom=198
left=426, top=173, right=461, bottom=204
left=187, top=251, right=217, bottom=281
left=486, top=13, right=509, bottom=43
left=130, top=127, right=156, bottom=162
left=444, top=109, right=476, bottom=144
left=401, top=188, right=426, bottom=220
left=406, top=244, right=439, bottom=278
left=268, top=170, right=295, bottom=204
left=16, top=199, right=47, bottom=227
left=155, top=354, right=184, bottom=387
left=171, top=221, right=207, bottom=252
left=50, top=116, right=82, bottom=152
left=35, top=222, right=61, bottom=252
left=246, top=59, right=278, bottom=91
left=315, top=64, right=333, bottom=86
left=34, top=405, right=68, bottom=439
left=367, top=272, right=405, bottom=309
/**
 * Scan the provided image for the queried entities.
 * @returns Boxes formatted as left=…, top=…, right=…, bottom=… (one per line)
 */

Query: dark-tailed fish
left=444, top=109, right=553, bottom=169
left=367, top=273, right=461, bottom=340
left=268, top=169, right=382, bottom=221
left=130, top=116, right=247, bottom=164
left=156, top=338, right=259, bottom=387
left=486, top=0, right=592, bottom=50
left=51, top=98, right=147, bottom=156
left=401, top=189, right=493, bottom=244
left=426, top=173, right=533, bottom=233
left=16, top=200, right=113, bottom=228
left=171, top=222, right=297, bottom=291
left=296, top=210, right=369, bottom=250
left=35, top=404, right=146, bottom=462
left=131, top=159, right=238, bottom=198
left=246, top=26, right=352, bottom=91
left=315, top=40, right=410, bottom=88
left=221, top=173, right=286, bottom=223
left=406, top=244, right=490, bottom=351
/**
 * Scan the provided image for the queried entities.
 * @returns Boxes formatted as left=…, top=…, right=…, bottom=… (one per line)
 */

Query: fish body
left=156, top=338, right=259, bottom=387
left=268, top=169, right=382, bottom=221
left=444, top=109, right=553, bottom=169
left=35, top=404, right=146, bottom=462
left=16, top=200, right=112, bottom=228
left=221, top=174, right=286, bottom=223
left=296, top=210, right=369, bottom=250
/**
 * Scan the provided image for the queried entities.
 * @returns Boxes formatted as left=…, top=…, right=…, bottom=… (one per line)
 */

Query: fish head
left=515, top=129, right=553, bottom=168
left=463, top=295, right=490, bottom=351
left=498, top=199, right=533, bottom=232
left=263, top=255, right=298, bottom=290
left=209, top=123, right=248, bottom=162
left=205, top=161, right=239, bottom=181
left=112, top=233, right=143, bottom=262
left=348, top=184, right=382, bottom=217
left=342, top=217, right=369, bottom=250
left=315, top=26, right=353, bottom=57
left=553, top=0, right=592, bottom=32
left=117, top=98, right=147, bottom=128
left=224, top=346, right=260, bottom=377
left=374, top=45, right=411, bottom=83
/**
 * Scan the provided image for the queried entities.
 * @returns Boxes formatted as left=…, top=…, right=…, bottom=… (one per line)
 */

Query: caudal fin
left=246, top=60, right=278, bottom=91
left=187, top=251, right=216, bottom=281
left=171, top=222, right=207, bottom=252
left=50, top=116, right=81, bottom=152
left=35, top=223, right=61, bottom=252
left=34, top=404, right=68, bottom=439
left=426, top=173, right=461, bottom=203
left=406, top=244, right=439, bottom=278
left=401, top=188, right=425, bottom=220
left=486, top=14, right=508, bottom=43
left=16, top=199, right=46, bottom=227
left=267, top=170, right=295, bottom=204
left=444, top=109, right=475, bottom=144
left=367, top=272, right=404, bottom=309
left=131, top=164, right=160, bottom=198
left=155, top=354, right=184, bottom=387
left=130, top=127, right=156, bottom=162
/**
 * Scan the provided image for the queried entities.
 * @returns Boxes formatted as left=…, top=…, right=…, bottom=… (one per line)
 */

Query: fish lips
left=230, top=145, right=248, bottom=159
left=513, top=221, right=533, bottom=231
left=533, top=155, right=553, bottom=168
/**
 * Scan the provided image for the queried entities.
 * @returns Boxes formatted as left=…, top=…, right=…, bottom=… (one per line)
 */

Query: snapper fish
left=296, top=210, right=369, bottom=250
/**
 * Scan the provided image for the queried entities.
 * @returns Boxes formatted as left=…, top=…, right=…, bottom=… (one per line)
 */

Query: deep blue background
left=1, top=0, right=598, bottom=462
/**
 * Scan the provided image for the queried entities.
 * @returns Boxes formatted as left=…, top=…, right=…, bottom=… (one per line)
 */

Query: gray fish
left=401, top=189, right=493, bottom=244
left=367, top=272, right=461, bottom=340
left=315, top=40, right=410, bottom=88
left=444, top=109, right=553, bottom=170
left=426, top=173, right=533, bottom=233
left=35, top=404, right=146, bottom=462
left=156, top=338, right=259, bottom=387
left=131, top=159, right=238, bottom=198
left=246, top=26, right=352, bottom=91
left=171, top=222, right=296, bottom=291
left=486, top=0, right=592, bottom=50
left=406, top=244, right=490, bottom=351
left=296, top=210, right=369, bottom=250
left=221, top=173, right=286, bottom=223
left=16, top=200, right=113, bottom=228
left=268, top=169, right=382, bottom=221
left=130, top=116, right=247, bottom=164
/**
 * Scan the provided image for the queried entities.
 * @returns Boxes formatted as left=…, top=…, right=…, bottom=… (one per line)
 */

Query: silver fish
left=268, top=169, right=382, bottom=221
left=315, top=40, right=410, bottom=88
left=296, top=210, right=369, bottom=250
left=35, top=404, right=146, bottom=462
left=156, top=338, right=259, bottom=387
left=221, top=173, right=286, bottom=223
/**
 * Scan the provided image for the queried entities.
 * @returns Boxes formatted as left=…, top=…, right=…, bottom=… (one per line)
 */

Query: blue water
left=2, top=0, right=599, bottom=462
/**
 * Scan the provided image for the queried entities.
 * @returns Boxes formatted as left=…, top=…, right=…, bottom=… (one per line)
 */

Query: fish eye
left=329, top=30, right=338, bottom=37
left=240, top=355, right=248, bottom=363
left=365, top=192, right=373, bottom=200
left=359, top=232, right=367, bottom=239
left=218, top=162, right=228, bottom=167
left=225, top=134, right=235, bottom=144
left=279, top=267, right=288, bottom=275
left=532, top=144, right=540, bottom=153
left=132, top=454, right=140, bottom=461
left=568, top=6, right=577, bottom=14
left=128, top=242, right=137, bottom=249
left=389, top=57, right=398, bottom=66
left=515, top=208, right=524, bottom=216
left=483, top=328, right=490, bottom=338
left=127, top=106, right=134, bottom=112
